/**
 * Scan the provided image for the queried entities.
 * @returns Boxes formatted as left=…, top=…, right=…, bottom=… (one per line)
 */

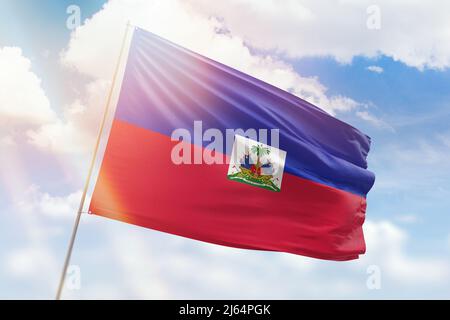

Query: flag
left=89, top=27, right=375, bottom=261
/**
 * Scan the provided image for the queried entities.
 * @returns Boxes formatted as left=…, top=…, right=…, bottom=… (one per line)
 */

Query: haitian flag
left=89, top=27, right=375, bottom=261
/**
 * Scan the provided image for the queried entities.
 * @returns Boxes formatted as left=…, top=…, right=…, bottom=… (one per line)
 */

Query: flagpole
left=55, top=21, right=133, bottom=300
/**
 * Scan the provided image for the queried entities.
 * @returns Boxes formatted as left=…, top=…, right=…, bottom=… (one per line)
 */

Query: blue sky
left=295, top=55, right=450, bottom=241
left=1, top=0, right=449, bottom=299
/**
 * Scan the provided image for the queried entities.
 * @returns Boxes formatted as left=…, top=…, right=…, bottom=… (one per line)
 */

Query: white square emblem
left=227, top=135, right=287, bottom=192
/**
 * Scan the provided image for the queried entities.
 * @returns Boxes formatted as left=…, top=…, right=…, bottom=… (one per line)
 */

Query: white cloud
left=394, top=214, right=419, bottom=224
left=109, top=232, right=171, bottom=299
left=25, top=0, right=401, bottom=157
left=8, top=185, right=83, bottom=251
left=5, top=246, right=58, bottom=280
left=27, top=79, right=110, bottom=155
left=0, top=47, right=55, bottom=128
left=1, top=184, right=83, bottom=298
left=2, top=167, right=448, bottom=298
left=60, top=0, right=362, bottom=116
left=367, top=65, right=384, bottom=73
left=0, top=44, right=107, bottom=157
left=63, top=218, right=450, bottom=299
left=16, top=185, right=82, bottom=220
left=370, top=131, right=450, bottom=194
left=390, top=139, right=450, bottom=166
left=359, top=221, right=449, bottom=285
left=189, top=0, right=450, bottom=70
left=356, top=110, right=392, bottom=130
left=0, top=135, right=15, bottom=147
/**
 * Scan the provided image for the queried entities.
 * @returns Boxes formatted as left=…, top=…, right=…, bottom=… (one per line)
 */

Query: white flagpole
left=55, top=21, right=133, bottom=300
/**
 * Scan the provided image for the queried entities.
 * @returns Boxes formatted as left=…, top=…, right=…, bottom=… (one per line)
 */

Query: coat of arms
left=227, top=135, right=287, bottom=192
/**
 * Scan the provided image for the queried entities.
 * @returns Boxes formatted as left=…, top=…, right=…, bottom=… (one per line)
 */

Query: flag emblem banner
left=89, top=27, right=375, bottom=260
left=227, top=135, right=286, bottom=192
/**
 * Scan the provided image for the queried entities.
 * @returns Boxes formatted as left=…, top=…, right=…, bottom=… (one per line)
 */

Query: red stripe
left=89, top=119, right=367, bottom=261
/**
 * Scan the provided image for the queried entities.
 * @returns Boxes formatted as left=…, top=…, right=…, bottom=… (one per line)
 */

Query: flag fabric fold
left=89, top=27, right=375, bottom=261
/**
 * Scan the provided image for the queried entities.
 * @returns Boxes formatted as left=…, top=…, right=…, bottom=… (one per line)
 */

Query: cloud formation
left=27, top=79, right=110, bottom=155
left=189, top=0, right=450, bottom=70
left=60, top=0, right=362, bottom=116
left=360, top=221, right=449, bottom=285
left=0, top=47, right=56, bottom=138
left=1, top=185, right=82, bottom=298
left=62, top=218, right=450, bottom=299
left=367, top=65, right=384, bottom=74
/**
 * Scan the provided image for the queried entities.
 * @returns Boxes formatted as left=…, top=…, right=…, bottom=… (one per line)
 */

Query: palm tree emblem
left=227, top=136, right=286, bottom=192
left=250, top=144, right=271, bottom=176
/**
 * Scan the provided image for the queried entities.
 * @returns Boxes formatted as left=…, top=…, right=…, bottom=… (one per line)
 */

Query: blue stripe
left=114, top=28, right=375, bottom=196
